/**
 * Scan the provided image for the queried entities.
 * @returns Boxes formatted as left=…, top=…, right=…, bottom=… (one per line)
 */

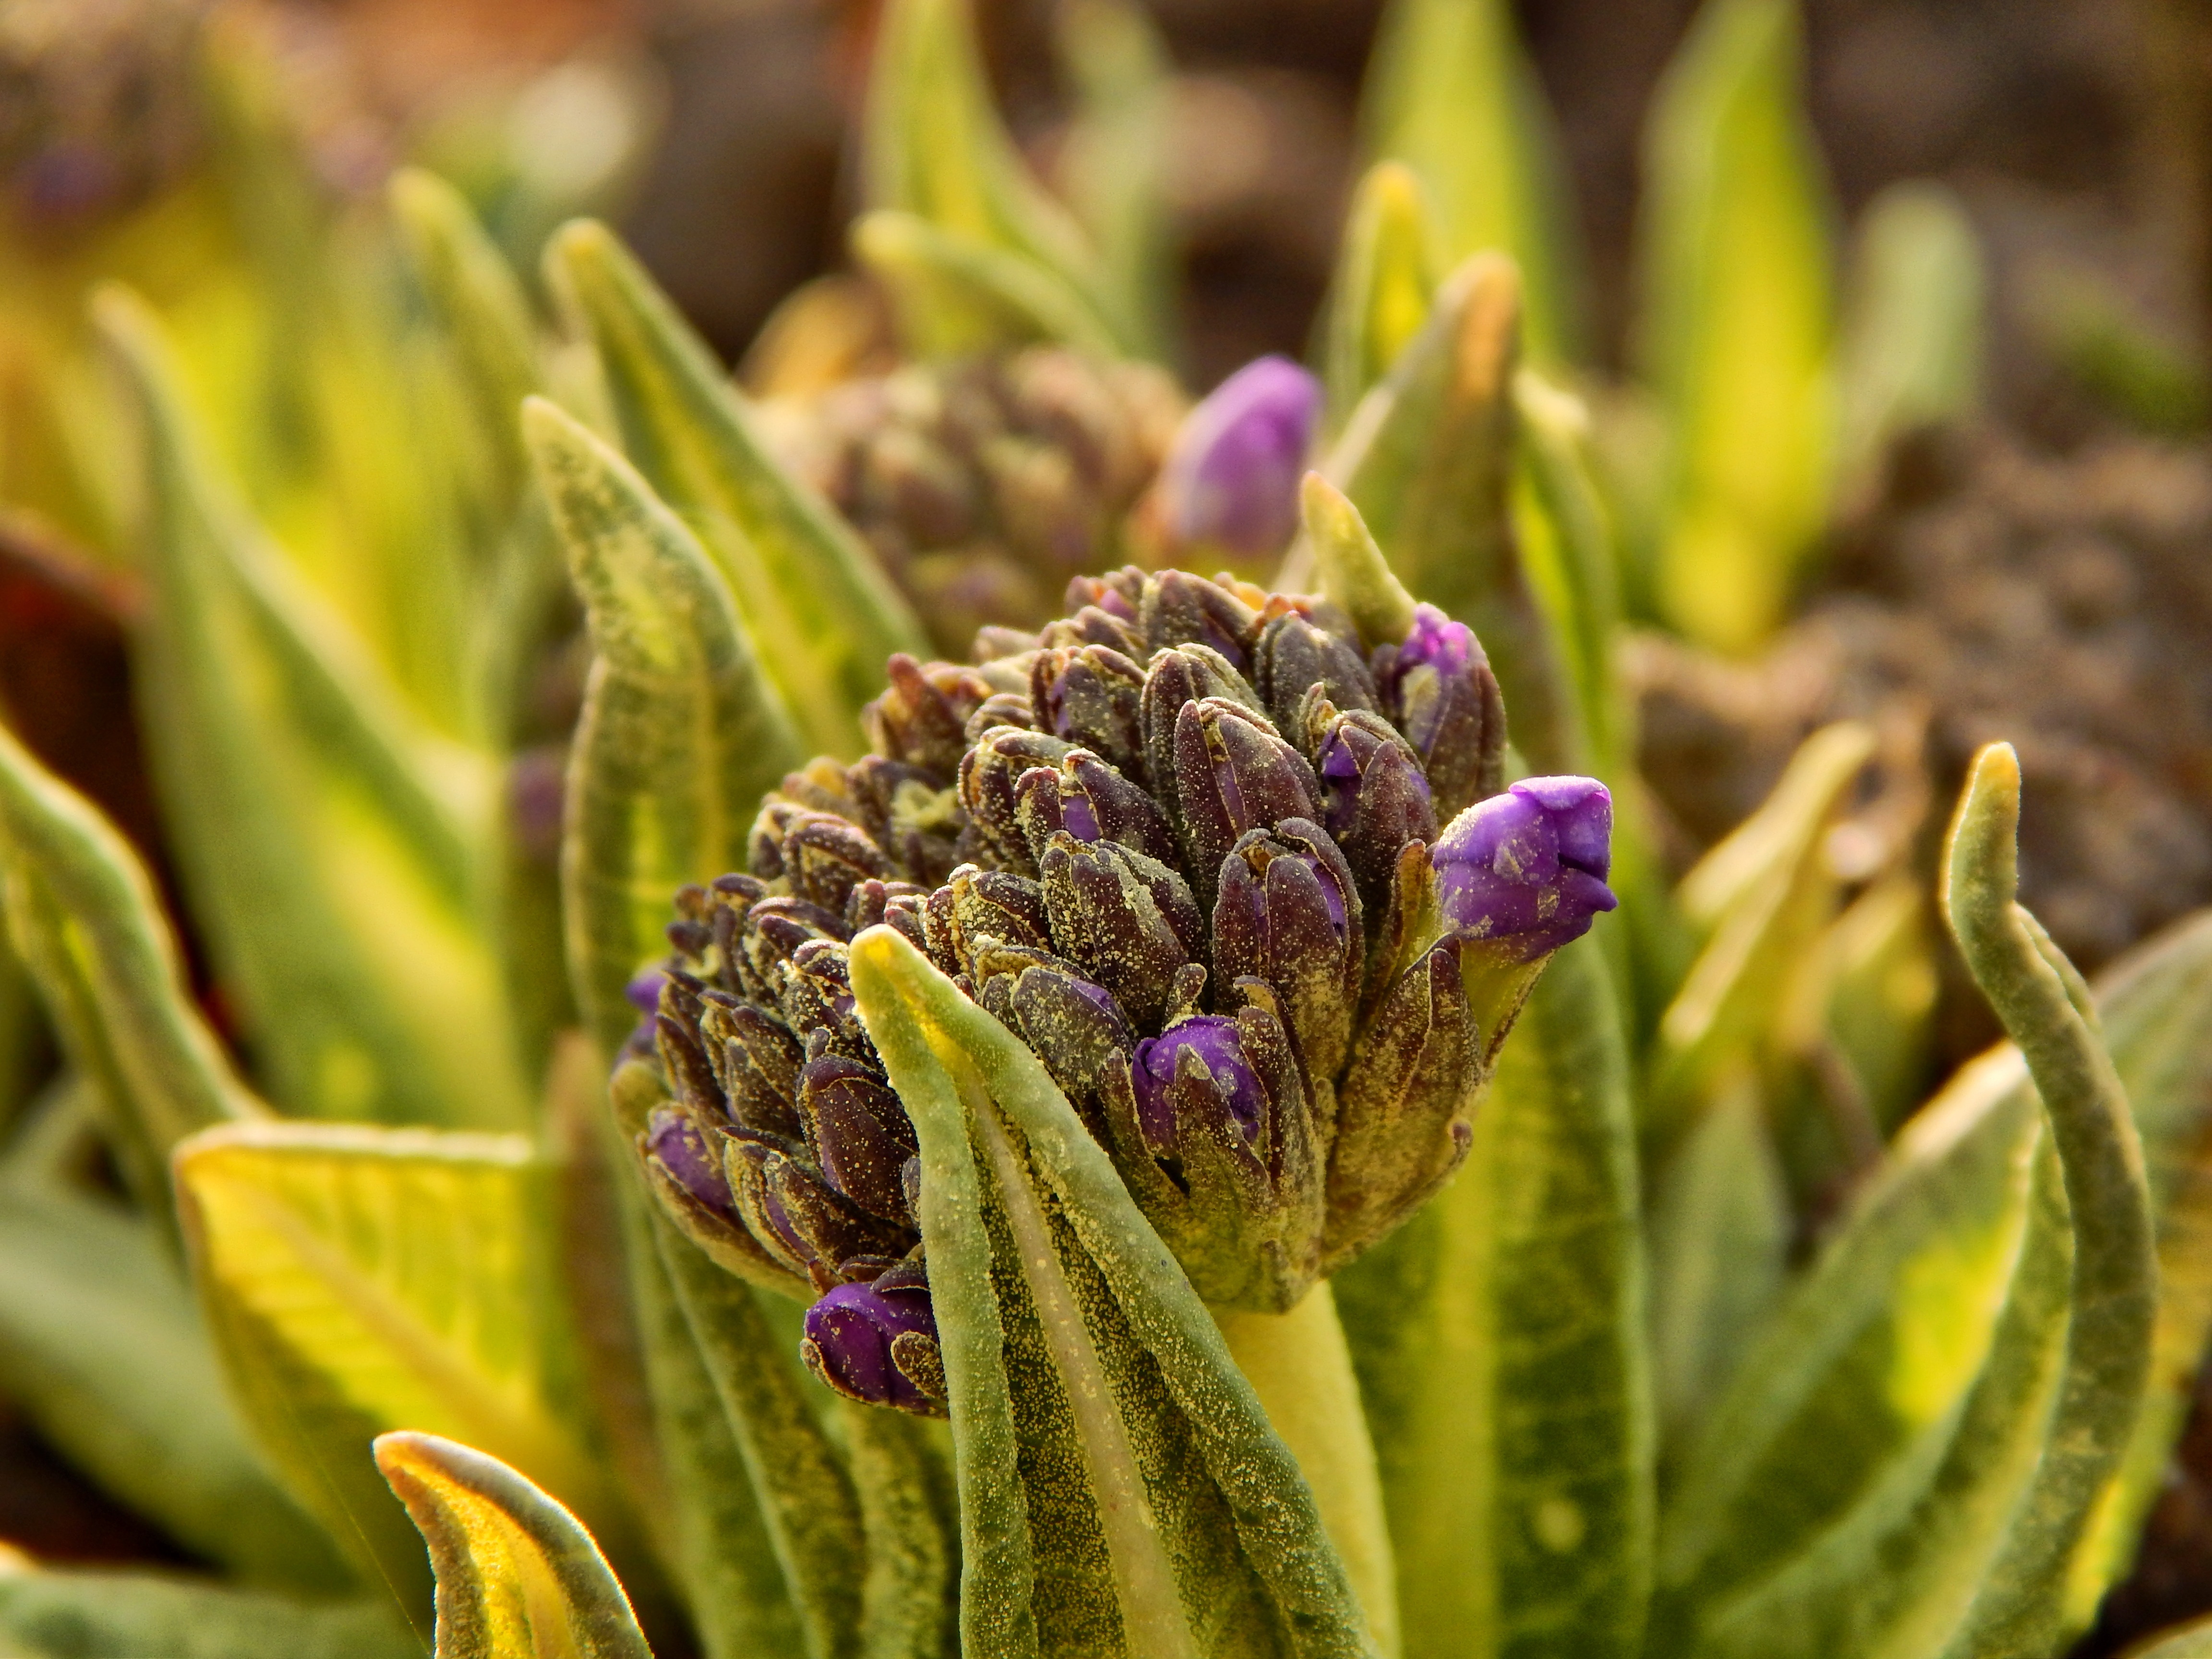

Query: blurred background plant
left=5, top=0, right=2212, bottom=1657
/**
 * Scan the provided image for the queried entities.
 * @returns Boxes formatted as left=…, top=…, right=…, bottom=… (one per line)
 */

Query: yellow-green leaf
left=1337, top=937, right=1651, bottom=1659
left=0, top=1563, right=413, bottom=1659
left=174, top=1120, right=606, bottom=1635
left=851, top=210, right=1122, bottom=361
left=376, top=1431, right=650, bottom=1659
left=1635, top=0, right=1833, bottom=655
left=95, top=288, right=529, bottom=1131
left=547, top=221, right=927, bottom=757
left=1360, top=0, right=1581, bottom=362
left=1317, top=163, right=1444, bottom=431
left=0, top=1180, right=349, bottom=1589
left=523, top=396, right=803, bottom=1051
left=1835, top=180, right=1982, bottom=499
left=1055, top=0, right=1173, bottom=361
left=0, top=719, right=254, bottom=1213
left=848, top=925, right=1378, bottom=1659
left=863, top=0, right=1126, bottom=353
left=1326, top=255, right=1579, bottom=771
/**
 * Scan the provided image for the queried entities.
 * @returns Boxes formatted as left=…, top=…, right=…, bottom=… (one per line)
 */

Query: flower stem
left=1215, top=1282, right=1401, bottom=1659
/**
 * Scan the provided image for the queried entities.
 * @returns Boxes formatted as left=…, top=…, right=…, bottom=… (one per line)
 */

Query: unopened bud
left=1155, top=357, right=1322, bottom=562
left=1432, top=776, right=1615, bottom=961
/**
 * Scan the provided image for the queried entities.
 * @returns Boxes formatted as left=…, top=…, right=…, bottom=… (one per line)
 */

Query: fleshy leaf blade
left=376, top=1430, right=651, bottom=1659
left=1935, top=744, right=2156, bottom=1656
left=0, top=1179, right=350, bottom=1589
left=173, top=1119, right=609, bottom=1634
left=0, top=1564, right=415, bottom=1659
left=94, top=287, right=529, bottom=1131
left=1326, top=255, right=1579, bottom=771
left=524, top=396, right=804, bottom=1051
left=848, top=924, right=1379, bottom=1659
left=1336, top=936, right=1651, bottom=1659
left=0, top=718, right=254, bottom=1214
left=546, top=220, right=926, bottom=757
left=1360, top=0, right=1581, bottom=362
left=1635, top=0, right=1834, bottom=655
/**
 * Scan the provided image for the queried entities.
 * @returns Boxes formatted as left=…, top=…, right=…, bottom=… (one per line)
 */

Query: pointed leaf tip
left=1301, top=473, right=1417, bottom=649
left=375, top=1431, right=650, bottom=1659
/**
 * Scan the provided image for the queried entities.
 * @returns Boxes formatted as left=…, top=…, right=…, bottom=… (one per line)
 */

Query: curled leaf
left=376, top=1430, right=650, bottom=1659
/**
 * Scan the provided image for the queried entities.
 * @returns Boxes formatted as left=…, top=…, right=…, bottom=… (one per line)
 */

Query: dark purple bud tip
left=647, top=1107, right=736, bottom=1219
left=1432, top=777, right=1617, bottom=960
left=1130, top=1016, right=1269, bottom=1156
left=1158, top=357, right=1322, bottom=559
left=802, top=1273, right=940, bottom=1413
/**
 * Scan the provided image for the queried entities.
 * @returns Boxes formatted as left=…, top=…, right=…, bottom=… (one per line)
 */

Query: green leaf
left=1643, top=1074, right=1788, bottom=1448
left=1297, top=473, right=1418, bottom=648
left=863, top=0, right=1126, bottom=353
left=1635, top=0, right=1833, bottom=655
left=1655, top=722, right=1875, bottom=1132
left=1652, top=1007, right=2044, bottom=1643
left=1213, top=1287, right=1399, bottom=1659
left=1054, top=0, right=1174, bottom=361
left=847, top=925, right=1377, bottom=1659
left=603, top=1149, right=808, bottom=1659
left=375, top=1430, right=650, bottom=1659
left=1652, top=746, right=2164, bottom=1659
left=94, top=288, right=529, bottom=1131
left=0, top=1180, right=351, bottom=1589
left=389, top=168, right=543, bottom=500
left=2068, top=911, right=2212, bottom=1615
left=0, top=718, right=253, bottom=1214
left=386, top=166, right=565, bottom=747
left=851, top=211, right=1123, bottom=361
left=523, top=396, right=804, bottom=1052
left=1317, top=163, right=1444, bottom=431
left=173, top=1119, right=610, bottom=1636
left=1325, top=255, right=1579, bottom=770
left=1512, top=373, right=1624, bottom=775
left=1335, top=937, right=1651, bottom=1659
left=1821, top=875, right=1938, bottom=1137
left=1360, top=0, right=1582, bottom=362
left=1835, top=181, right=1982, bottom=499
left=1659, top=1116, right=2072, bottom=1659
left=546, top=219, right=927, bottom=757
left=1934, top=743, right=2156, bottom=1656
left=0, top=1566, right=414, bottom=1659
left=840, top=1403, right=960, bottom=1659
left=651, top=1215, right=870, bottom=1659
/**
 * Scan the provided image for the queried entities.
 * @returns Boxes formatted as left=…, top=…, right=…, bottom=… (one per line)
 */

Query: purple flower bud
left=1212, top=821, right=1363, bottom=1079
left=1031, top=645, right=1147, bottom=781
left=1432, top=777, right=1617, bottom=960
left=1252, top=613, right=1378, bottom=736
left=1157, top=357, right=1322, bottom=559
left=1313, top=709, right=1439, bottom=920
left=802, top=1268, right=942, bottom=1414
left=1169, top=699, right=1321, bottom=904
left=1037, top=834, right=1206, bottom=1029
left=1375, top=604, right=1507, bottom=818
left=647, top=1107, right=736, bottom=1219
left=799, top=1054, right=919, bottom=1224
left=1130, top=1016, right=1271, bottom=1158
left=864, top=655, right=993, bottom=778
left=1013, top=753, right=1177, bottom=868
left=626, top=970, right=670, bottom=1018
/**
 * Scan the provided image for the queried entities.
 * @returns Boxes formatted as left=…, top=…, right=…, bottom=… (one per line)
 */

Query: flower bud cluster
left=760, top=349, right=1186, bottom=655
left=628, top=567, right=1614, bottom=1413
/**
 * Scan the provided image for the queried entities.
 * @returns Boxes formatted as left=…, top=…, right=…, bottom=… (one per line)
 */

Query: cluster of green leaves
left=0, top=5, right=2205, bottom=1659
